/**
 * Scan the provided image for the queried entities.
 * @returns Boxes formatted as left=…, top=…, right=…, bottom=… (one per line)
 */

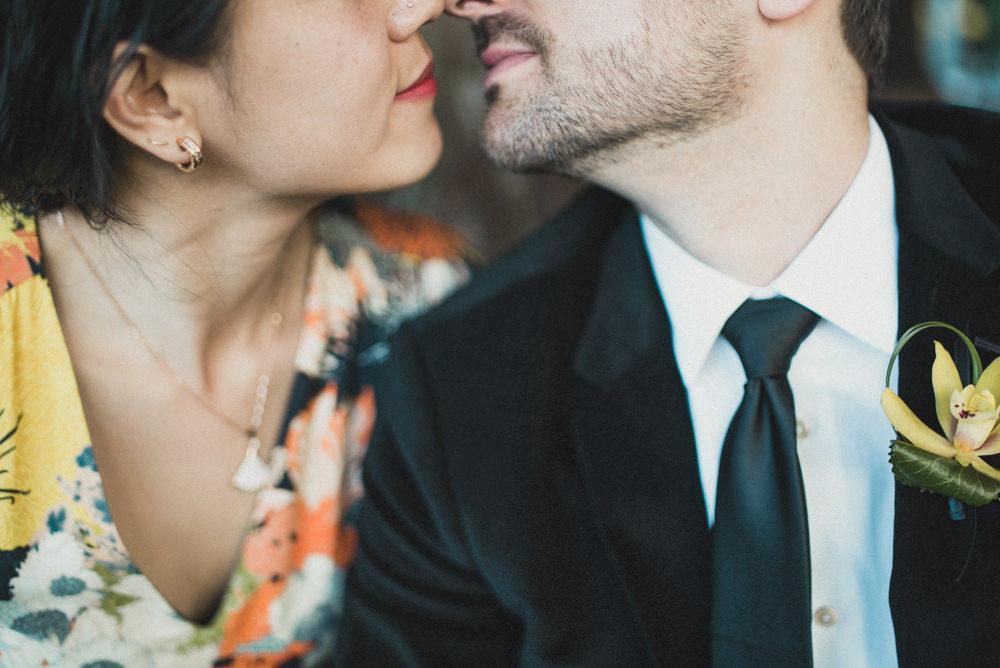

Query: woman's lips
left=480, top=48, right=538, bottom=86
left=396, top=62, right=438, bottom=101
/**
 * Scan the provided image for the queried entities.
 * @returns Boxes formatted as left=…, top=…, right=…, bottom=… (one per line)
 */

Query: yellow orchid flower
left=881, top=341, right=1000, bottom=480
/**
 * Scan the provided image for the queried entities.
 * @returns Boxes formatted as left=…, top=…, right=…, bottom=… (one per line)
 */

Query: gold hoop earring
left=175, top=137, right=204, bottom=173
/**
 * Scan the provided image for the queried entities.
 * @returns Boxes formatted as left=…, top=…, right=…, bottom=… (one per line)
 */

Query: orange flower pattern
left=0, top=216, right=41, bottom=290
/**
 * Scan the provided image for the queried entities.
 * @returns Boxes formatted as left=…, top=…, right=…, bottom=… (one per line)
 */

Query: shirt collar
left=642, top=114, right=899, bottom=387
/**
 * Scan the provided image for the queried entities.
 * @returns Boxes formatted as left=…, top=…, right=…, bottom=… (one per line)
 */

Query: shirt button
left=814, top=606, right=837, bottom=628
left=796, top=418, right=810, bottom=440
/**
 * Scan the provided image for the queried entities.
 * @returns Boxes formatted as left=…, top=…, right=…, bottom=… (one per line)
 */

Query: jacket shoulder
left=880, top=100, right=1000, bottom=222
left=409, top=187, right=633, bottom=337
left=880, top=100, right=1000, bottom=150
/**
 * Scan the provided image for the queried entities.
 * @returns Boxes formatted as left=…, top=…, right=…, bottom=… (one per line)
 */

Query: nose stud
left=392, top=1, right=416, bottom=19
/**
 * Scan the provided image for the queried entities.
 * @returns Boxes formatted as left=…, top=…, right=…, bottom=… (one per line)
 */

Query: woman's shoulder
left=0, top=205, right=42, bottom=297
left=295, top=201, right=472, bottom=379
left=316, top=199, right=469, bottom=263
left=312, top=200, right=472, bottom=316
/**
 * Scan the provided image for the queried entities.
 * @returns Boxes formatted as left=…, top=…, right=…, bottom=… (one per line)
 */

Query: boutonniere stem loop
left=882, top=322, right=1000, bottom=507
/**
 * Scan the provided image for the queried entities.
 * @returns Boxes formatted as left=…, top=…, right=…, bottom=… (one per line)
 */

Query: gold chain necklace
left=56, top=210, right=284, bottom=493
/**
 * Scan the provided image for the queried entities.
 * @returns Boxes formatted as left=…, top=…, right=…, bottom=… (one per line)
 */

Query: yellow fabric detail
left=0, top=273, right=92, bottom=550
left=0, top=205, right=30, bottom=249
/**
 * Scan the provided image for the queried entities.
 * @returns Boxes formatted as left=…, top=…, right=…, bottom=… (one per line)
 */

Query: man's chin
left=481, top=122, right=594, bottom=177
left=481, top=110, right=558, bottom=174
left=481, top=134, right=552, bottom=174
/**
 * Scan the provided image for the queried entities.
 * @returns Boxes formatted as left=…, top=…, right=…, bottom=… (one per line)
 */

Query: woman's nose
left=389, top=0, right=447, bottom=41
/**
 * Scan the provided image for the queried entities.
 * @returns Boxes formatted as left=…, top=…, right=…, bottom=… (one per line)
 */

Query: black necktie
left=710, top=297, right=819, bottom=667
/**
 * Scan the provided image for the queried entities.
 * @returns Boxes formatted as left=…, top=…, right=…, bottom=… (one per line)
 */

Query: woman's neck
left=39, top=186, right=320, bottom=390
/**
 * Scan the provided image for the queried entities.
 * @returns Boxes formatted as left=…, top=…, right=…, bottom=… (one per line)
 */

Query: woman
left=0, top=0, right=467, bottom=664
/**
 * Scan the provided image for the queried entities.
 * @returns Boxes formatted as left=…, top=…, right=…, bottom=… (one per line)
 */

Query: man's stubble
left=475, top=2, right=750, bottom=176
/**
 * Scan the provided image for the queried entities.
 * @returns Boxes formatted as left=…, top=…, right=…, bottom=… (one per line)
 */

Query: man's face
left=447, top=0, right=750, bottom=174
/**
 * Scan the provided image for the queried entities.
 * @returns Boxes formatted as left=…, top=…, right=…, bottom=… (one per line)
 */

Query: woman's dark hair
left=0, top=1, right=231, bottom=226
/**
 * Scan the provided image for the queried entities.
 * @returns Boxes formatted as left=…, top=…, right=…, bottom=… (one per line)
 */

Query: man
left=337, top=0, right=1000, bottom=665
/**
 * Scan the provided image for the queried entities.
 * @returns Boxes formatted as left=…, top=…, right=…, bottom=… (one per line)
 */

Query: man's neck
left=585, top=73, right=871, bottom=287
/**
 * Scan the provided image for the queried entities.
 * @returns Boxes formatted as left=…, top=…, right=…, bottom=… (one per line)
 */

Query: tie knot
left=722, top=297, right=819, bottom=380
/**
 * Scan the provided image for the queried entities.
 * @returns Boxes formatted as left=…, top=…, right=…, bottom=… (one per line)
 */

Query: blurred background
left=373, top=0, right=1000, bottom=260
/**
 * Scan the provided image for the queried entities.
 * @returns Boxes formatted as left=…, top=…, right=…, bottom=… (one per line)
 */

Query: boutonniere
left=881, top=322, right=1000, bottom=507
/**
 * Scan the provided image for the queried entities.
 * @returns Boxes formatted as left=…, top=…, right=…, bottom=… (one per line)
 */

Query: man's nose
left=445, top=0, right=505, bottom=20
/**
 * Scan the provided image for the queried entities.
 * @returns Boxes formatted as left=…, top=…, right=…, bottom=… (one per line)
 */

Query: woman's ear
left=102, top=43, right=201, bottom=167
left=757, top=0, right=816, bottom=22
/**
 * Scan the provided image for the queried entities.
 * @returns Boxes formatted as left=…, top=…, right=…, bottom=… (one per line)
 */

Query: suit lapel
left=569, top=215, right=711, bottom=666
left=880, top=110, right=1000, bottom=663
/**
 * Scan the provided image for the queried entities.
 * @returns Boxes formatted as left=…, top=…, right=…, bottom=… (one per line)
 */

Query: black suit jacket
left=336, top=103, right=1000, bottom=666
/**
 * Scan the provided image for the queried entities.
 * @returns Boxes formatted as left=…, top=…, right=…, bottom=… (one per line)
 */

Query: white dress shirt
left=641, top=115, right=899, bottom=667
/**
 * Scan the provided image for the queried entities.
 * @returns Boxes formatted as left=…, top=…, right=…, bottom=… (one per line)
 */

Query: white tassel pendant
left=231, top=437, right=274, bottom=493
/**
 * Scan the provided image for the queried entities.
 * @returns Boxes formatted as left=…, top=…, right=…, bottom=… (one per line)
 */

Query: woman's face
left=196, top=0, right=446, bottom=198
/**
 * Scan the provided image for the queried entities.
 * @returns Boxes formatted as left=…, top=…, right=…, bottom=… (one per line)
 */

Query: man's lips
left=480, top=47, right=538, bottom=85
left=396, top=62, right=437, bottom=101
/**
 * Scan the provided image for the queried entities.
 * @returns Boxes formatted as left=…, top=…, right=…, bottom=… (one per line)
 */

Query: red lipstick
left=396, top=62, right=438, bottom=101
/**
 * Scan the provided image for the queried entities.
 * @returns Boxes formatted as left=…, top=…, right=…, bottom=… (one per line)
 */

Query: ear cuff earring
left=175, top=137, right=204, bottom=173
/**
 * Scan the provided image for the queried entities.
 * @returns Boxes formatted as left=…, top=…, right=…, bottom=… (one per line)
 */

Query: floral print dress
left=0, top=202, right=469, bottom=667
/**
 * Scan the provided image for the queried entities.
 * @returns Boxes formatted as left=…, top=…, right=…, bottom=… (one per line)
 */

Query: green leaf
left=99, top=590, right=139, bottom=622
left=890, top=441, right=1000, bottom=507
left=183, top=622, right=224, bottom=650
left=92, top=562, right=122, bottom=588
left=885, top=322, right=984, bottom=388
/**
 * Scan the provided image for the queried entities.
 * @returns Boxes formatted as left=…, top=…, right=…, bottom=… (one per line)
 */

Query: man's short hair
left=841, top=0, right=892, bottom=84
